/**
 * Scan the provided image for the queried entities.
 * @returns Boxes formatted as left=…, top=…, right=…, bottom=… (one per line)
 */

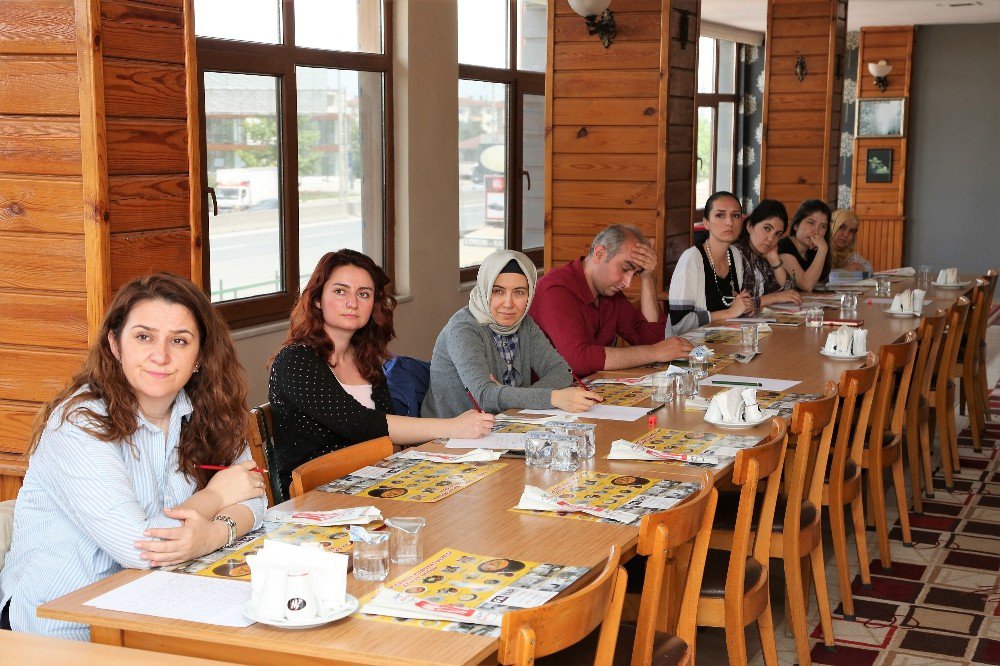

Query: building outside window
left=696, top=36, right=738, bottom=211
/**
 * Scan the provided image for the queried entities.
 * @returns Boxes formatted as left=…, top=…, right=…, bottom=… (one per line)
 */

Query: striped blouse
left=0, top=389, right=265, bottom=640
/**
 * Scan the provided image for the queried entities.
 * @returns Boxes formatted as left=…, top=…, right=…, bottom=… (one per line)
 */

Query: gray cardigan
left=421, top=307, right=574, bottom=418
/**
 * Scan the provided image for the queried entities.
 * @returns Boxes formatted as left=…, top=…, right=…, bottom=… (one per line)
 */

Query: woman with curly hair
left=0, top=274, right=266, bottom=640
left=268, top=250, right=494, bottom=496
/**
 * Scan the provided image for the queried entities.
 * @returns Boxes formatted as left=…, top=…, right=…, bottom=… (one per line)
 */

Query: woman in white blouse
left=1, top=274, right=267, bottom=640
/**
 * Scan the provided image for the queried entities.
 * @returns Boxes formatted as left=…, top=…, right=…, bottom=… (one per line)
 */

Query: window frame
left=197, top=0, right=395, bottom=328
left=695, top=37, right=739, bottom=216
left=458, top=0, right=545, bottom=283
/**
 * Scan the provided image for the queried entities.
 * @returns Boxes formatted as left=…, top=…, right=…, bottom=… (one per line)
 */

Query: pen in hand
left=570, top=370, right=603, bottom=402
left=197, top=464, right=268, bottom=474
left=465, top=388, right=483, bottom=413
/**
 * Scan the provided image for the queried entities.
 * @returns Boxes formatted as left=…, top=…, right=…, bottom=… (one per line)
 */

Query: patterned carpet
left=803, top=381, right=1000, bottom=665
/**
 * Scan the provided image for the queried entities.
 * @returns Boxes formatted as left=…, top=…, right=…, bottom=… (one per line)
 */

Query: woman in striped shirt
left=1, top=274, right=267, bottom=640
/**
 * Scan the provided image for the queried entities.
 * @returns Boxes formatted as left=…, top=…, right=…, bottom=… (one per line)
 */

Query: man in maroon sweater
left=529, top=225, right=693, bottom=377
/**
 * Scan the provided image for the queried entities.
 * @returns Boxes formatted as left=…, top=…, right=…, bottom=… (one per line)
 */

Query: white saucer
left=931, top=281, right=968, bottom=289
left=704, top=409, right=777, bottom=430
left=883, top=308, right=920, bottom=318
left=820, top=349, right=867, bottom=360
left=243, top=594, right=359, bottom=629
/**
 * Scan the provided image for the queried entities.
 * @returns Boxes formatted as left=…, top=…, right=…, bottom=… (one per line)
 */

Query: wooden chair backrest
left=935, top=297, right=970, bottom=393
left=786, top=383, right=839, bottom=532
left=962, top=279, right=988, bottom=362
left=829, top=357, right=879, bottom=496
left=633, top=471, right=717, bottom=664
left=497, top=546, right=627, bottom=665
left=869, top=335, right=918, bottom=459
left=908, top=311, right=947, bottom=410
left=728, top=419, right=788, bottom=604
left=289, top=436, right=394, bottom=498
left=248, top=403, right=278, bottom=506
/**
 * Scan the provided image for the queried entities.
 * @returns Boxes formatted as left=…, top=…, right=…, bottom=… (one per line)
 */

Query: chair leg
left=979, top=354, right=991, bottom=425
left=959, top=377, right=967, bottom=415
left=850, top=494, right=872, bottom=587
left=937, top=407, right=956, bottom=490
left=828, top=500, right=855, bottom=619
left=725, top=610, right=748, bottom=666
left=757, top=598, right=779, bottom=666
left=966, top=369, right=984, bottom=451
left=810, top=544, right=836, bottom=649
left=947, top=403, right=961, bottom=472
left=920, top=419, right=935, bottom=499
left=783, top=553, right=812, bottom=666
left=870, top=466, right=892, bottom=570
left=892, top=459, right=913, bottom=546
left=906, top=413, right=924, bottom=514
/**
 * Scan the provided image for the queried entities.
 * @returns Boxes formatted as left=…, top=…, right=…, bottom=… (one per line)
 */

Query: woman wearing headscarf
left=421, top=250, right=601, bottom=418
left=829, top=209, right=873, bottom=273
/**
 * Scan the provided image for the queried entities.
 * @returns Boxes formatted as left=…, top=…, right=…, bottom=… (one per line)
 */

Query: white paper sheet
left=445, top=432, right=531, bottom=450
left=699, top=374, right=800, bottom=392
left=84, top=571, right=254, bottom=627
left=519, top=404, right=652, bottom=421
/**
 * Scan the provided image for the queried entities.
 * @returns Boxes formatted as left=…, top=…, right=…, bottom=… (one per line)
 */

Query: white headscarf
left=468, top=250, right=537, bottom=334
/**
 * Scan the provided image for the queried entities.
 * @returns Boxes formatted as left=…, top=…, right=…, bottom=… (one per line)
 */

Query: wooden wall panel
left=0, top=293, right=88, bottom=349
left=105, top=119, right=188, bottom=175
left=0, top=233, right=86, bottom=293
left=0, top=1, right=77, bottom=54
left=100, top=1, right=185, bottom=64
left=0, top=405, right=38, bottom=455
left=0, top=347, right=86, bottom=403
left=547, top=0, right=698, bottom=297
left=0, top=117, right=82, bottom=176
left=0, top=56, right=79, bottom=115
left=108, top=175, right=189, bottom=232
left=103, top=59, right=187, bottom=118
left=850, top=27, right=914, bottom=268
left=0, top=177, right=84, bottom=234
left=760, top=0, right=847, bottom=215
left=109, top=229, right=192, bottom=289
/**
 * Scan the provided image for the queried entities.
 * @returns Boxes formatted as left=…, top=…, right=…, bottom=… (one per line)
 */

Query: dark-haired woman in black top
left=777, top=199, right=831, bottom=291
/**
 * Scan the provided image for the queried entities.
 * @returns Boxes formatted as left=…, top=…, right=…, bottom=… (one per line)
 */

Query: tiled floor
left=696, top=323, right=1000, bottom=666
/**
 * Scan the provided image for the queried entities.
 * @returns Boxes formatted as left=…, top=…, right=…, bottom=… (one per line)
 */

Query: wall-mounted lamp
left=795, top=55, right=807, bottom=82
left=568, top=0, right=616, bottom=49
left=868, top=59, right=893, bottom=93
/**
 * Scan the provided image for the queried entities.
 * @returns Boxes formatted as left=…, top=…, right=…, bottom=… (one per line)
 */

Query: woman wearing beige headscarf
left=830, top=209, right=873, bottom=272
left=421, top=250, right=601, bottom=418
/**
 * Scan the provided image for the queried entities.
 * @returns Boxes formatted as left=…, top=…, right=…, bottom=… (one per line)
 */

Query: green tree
left=235, top=115, right=322, bottom=175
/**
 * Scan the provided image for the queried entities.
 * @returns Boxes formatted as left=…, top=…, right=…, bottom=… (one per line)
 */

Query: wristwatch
left=213, top=514, right=237, bottom=548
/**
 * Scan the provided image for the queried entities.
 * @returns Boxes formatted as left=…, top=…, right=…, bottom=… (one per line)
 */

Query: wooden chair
left=957, top=276, right=995, bottom=450
left=823, top=358, right=878, bottom=621
left=248, top=403, right=281, bottom=506
left=497, top=546, right=628, bottom=666
left=714, top=388, right=839, bottom=664
left=973, top=270, right=998, bottom=430
left=630, top=472, right=718, bottom=666
left=696, top=419, right=788, bottom=666
left=862, top=335, right=918, bottom=571
left=289, top=436, right=394, bottom=498
left=904, top=311, right=947, bottom=511
left=929, top=297, right=970, bottom=491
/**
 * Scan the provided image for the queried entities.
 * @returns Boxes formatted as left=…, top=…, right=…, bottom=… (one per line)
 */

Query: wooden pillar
left=545, top=0, right=699, bottom=292
left=0, top=0, right=200, bottom=498
left=850, top=26, right=914, bottom=271
left=759, top=0, right=847, bottom=214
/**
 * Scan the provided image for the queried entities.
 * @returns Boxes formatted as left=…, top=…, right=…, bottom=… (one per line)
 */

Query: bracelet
left=213, top=514, right=237, bottom=548
left=769, top=262, right=783, bottom=270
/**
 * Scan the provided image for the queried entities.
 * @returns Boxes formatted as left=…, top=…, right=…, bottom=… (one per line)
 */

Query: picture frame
left=856, top=98, right=905, bottom=137
left=865, top=148, right=893, bottom=183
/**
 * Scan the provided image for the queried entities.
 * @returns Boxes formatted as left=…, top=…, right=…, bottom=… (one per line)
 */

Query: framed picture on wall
left=865, top=148, right=893, bottom=183
left=856, top=98, right=905, bottom=137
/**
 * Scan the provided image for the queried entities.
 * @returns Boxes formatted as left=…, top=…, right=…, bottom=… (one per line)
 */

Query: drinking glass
left=739, top=323, right=759, bottom=353
left=678, top=369, right=699, bottom=400
left=352, top=533, right=389, bottom=581
left=917, top=265, right=932, bottom=288
left=874, top=276, right=892, bottom=297
left=804, top=307, right=824, bottom=328
left=565, top=423, right=596, bottom=460
left=524, top=434, right=552, bottom=468
left=839, top=292, right=858, bottom=313
left=549, top=435, right=580, bottom=472
left=689, top=348, right=709, bottom=380
left=387, top=517, right=425, bottom=565
left=651, top=372, right=677, bottom=403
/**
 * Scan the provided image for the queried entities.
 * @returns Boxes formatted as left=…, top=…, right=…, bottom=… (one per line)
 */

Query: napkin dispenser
left=247, top=539, right=348, bottom=620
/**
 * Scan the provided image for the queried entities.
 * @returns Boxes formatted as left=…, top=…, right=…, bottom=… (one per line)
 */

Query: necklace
left=704, top=242, right=737, bottom=306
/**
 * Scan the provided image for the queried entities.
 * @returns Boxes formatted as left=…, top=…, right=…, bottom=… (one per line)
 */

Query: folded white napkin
left=247, top=540, right=348, bottom=619
left=742, top=388, right=763, bottom=421
left=853, top=329, right=868, bottom=355
left=361, top=588, right=504, bottom=626
left=685, top=395, right=711, bottom=411
left=877, top=267, right=914, bottom=276
left=838, top=325, right=854, bottom=354
left=264, top=506, right=382, bottom=526
left=706, top=387, right=747, bottom=423
left=902, top=290, right=913, bottom=312
left=398, top=449, right=503, bottom=463
left=889, top=293, right=904, bottom=312
left=937, top=268, right=959, bottom=285
left=824, top=331, right=839, bottom=353
left=912, top=289, right=925, bottom=315
left=515, top=485, right=639, bottom=524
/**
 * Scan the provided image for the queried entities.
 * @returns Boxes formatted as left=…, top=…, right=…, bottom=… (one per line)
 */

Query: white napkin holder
left=852, top=329, right=867, bottom=355
left=742, top=388, right=763, bottom=421
left=911, top=289, right=925, bottom=315
left=706, top=388, right=747, bottom=423
left=247, top=539, right=348, bottom=620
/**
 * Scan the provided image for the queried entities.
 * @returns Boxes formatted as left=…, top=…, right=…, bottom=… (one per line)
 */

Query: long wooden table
left=36, top=278, right=972, bottom=665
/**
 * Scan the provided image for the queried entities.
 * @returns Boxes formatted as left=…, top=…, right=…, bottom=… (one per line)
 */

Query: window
left=196, top=0, right=392, bottom=327
left=457, top=0, right=546, bottom=280
left=695, top=36, right=737, bottom=210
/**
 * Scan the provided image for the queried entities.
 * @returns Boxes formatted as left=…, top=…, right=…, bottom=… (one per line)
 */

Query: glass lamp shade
left=868, top=60, right=893, bottom=78
left=568, top=0, right=610, bottom=17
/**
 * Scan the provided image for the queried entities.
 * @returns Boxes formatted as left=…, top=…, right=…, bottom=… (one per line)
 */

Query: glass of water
left=805, top=307, right=824, bottom=328
left=549, top=434, right=580, bottom=472
left=566, top=423, right=596, bottom=460
left=874, top=276, right=892, bottom=297
left=739, top=323, right=759, bottom=353
left=689, top=348, right=709, bottom=379
left=352, top=532, right=389, bottom=581
left=525, top=434, right=552, bottom=468
left=917, top=265, right=932, bottom=288
left=839, top=292, right=858, bottom=313
left=678, top=369, right=700, bottom=400
left=651, top=372, right=677, bottom=403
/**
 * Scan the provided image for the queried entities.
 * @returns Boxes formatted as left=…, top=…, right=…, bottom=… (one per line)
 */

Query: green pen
left=711, top=380, right=763, bottom=387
